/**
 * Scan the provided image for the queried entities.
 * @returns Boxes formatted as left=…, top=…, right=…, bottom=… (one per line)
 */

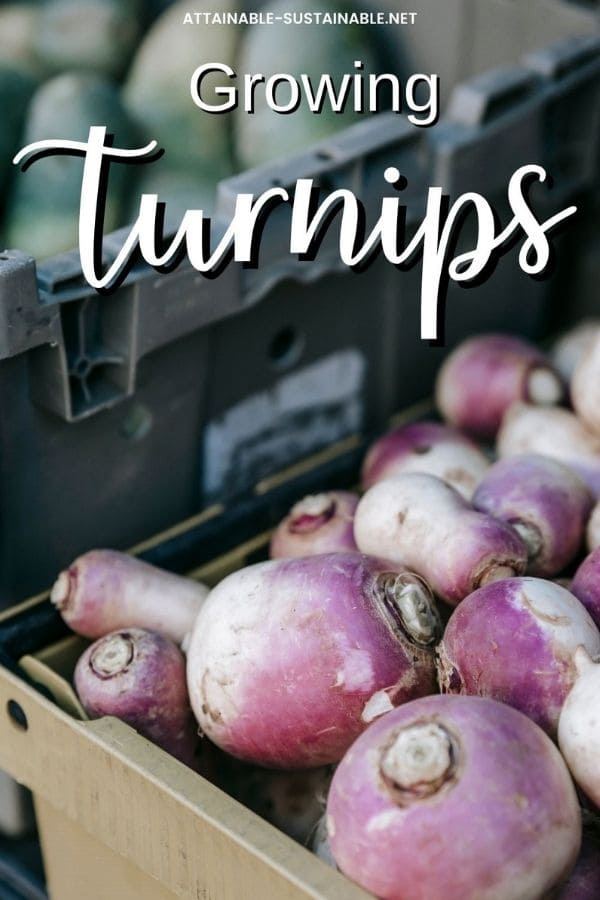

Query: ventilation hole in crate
left=73, top=356, right=91, bottom=378
left=268, top=326, right=303, bottom=370
left=316, top=149, right=333, bottom=161
left=7, top=700, right=28, bottom=731
left=120, top=404, right=153, bottom=442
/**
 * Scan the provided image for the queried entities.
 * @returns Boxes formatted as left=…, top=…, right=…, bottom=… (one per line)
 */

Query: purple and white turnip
left=437, top=577, right=600, bottom=736
left=587, top=501, right=600, bottom=552
left=51, top=549, right=209, bottom=646
left=354, top=473, right=528, bottom=605
left=435, top=333, right=564, bottom=441
left=269, top=491, right=358, bottom=559
left=571, top=549, right=600, bottom=631
left=361, top=420, right=490, bottom=500
left=74, top=627, right=200, bottom=768
left=551, top=319, right=600, bottom=386
left=497, top=403, right=600, bottom=497
left=572, top=334, right=600, bottom=437
left=472, top=454, right=593, bottom=577
left=326, top=694, right=580, bottom=900
left=558, top=648, right=600, bottom=810
left=186, top=552, right=442, bottom=768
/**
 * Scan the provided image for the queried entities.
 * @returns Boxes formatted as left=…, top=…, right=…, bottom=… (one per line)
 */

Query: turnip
left=472, top=455, right=593, bottom=577
left=551, top=320, right=600, bottom=385
left=354, top=473, right=528, bottom=605
left=361, top=421, right=490, bottom=500
left=51, top=549, right=209, bottom=646
left=74, top=628, right=200, bottom=768
left=269, top=492, right=358, bottom=559
left=186, top=553, right=442, bottom=768
left=588, top=502, right=600, bottom=551
left=326, top=694, right=580, bottom=900
left=435, top=334, right=564, bottom=441
left=571, top=549, right=600, bottom=629
left=437, top=577, right=600, bottom=736
left=497, top=403, right=600, bottom=497
left=558, top=648, right=600, bottom=810
left=572, top=334, right=600, bottom=437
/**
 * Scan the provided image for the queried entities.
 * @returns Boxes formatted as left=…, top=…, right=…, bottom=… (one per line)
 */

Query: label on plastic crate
left=202, top=349, right=365, bottom=497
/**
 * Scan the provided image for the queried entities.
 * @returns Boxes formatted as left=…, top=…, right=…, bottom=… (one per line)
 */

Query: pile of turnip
left=50, top=321, right=600, bottom=899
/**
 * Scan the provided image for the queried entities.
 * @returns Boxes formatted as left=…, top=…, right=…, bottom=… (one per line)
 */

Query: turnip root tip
left=289, top=494, right=336, bottom=529
left=374, top=572, right=441, bottom=647
left=89, top=633, right=134, bottom=677
left=269, top=491, right=358, bottom=559
left=50, top=571, right=71, bottom=610
left=380, top=722, right=456, bottom=801
left=527, top=366, right=564, bottom=405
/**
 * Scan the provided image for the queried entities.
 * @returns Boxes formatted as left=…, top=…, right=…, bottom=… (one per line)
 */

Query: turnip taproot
left=269, top=492, right=358, bottom=559
left=497, top=403, right=600, bottom=497
left=74, top=628, right=200, bottom=768
left=354, top=473, right=527, bottom=605
left=437, top=577, right=600, bottom=736
left=326, top=694, right=580, bottom=900
left=472, top=455, right=593, bottom=577
left=435, top=334, right=563, bottom=441
left=361, top=421, right=490, bottom=500
left=186, top=553, right=441, bottom=768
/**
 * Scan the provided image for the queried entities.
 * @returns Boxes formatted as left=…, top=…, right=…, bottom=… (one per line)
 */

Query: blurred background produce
left=0, top=0, right=390, bottom=258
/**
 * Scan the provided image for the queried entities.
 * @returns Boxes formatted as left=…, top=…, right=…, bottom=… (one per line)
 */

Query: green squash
left=34, top=0, right=143, bottom=80
left=233, top=0, right=379, bottom=169
left=6, top=73, right=140, bottom=259
left=124, top=0, right=239, bottom=172
left=0, top=4, right=44, bottom=78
